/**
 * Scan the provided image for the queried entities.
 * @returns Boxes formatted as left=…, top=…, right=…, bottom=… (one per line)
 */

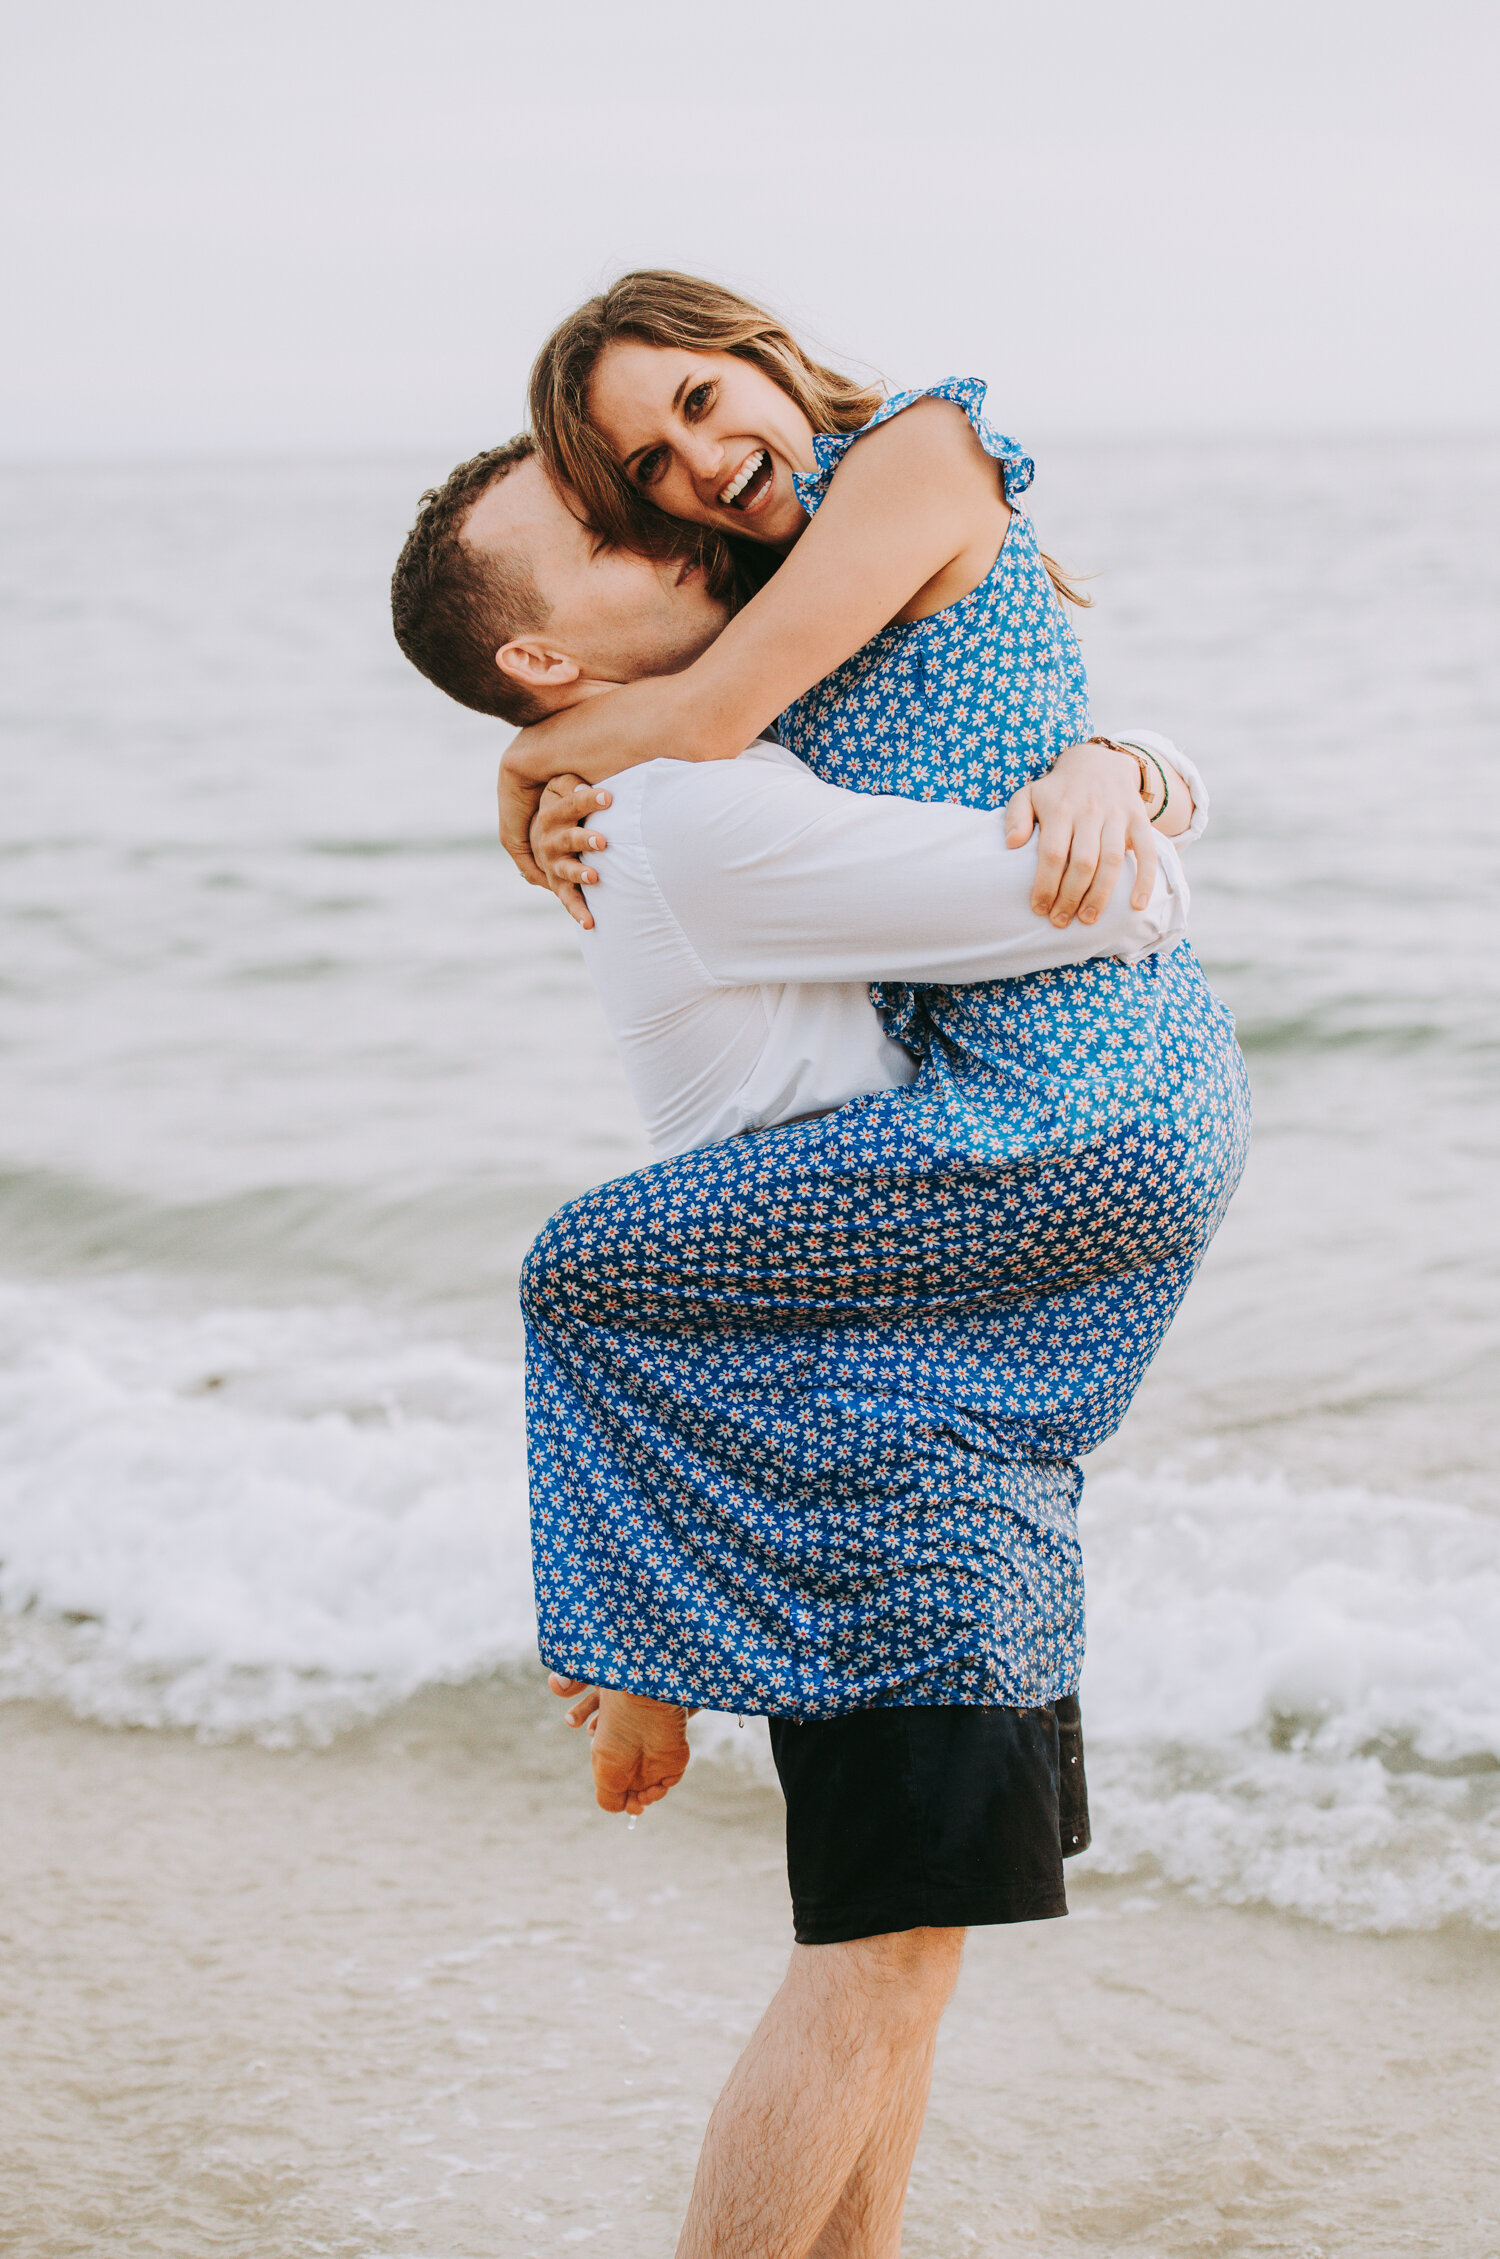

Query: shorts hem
left=792, top=1889, right=1067, bottom=1946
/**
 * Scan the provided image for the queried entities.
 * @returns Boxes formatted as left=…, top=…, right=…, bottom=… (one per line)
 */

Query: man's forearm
left=650, top=759, right=1188, bottom=989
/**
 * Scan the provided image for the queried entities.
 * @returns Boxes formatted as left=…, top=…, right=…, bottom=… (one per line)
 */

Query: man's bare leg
left=548, top=1677, right=960, bottom=2250
left=675, top=1926, right=964, bottom=2259
left=806, top=2021, right=942, bottom=2259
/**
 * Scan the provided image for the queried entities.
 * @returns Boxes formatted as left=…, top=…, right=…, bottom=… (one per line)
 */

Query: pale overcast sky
left=4, top=0, right=1496, bottom=455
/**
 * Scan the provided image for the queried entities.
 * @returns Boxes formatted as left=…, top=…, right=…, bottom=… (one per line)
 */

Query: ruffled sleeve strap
left=791, top=376, right=1035, bottom=519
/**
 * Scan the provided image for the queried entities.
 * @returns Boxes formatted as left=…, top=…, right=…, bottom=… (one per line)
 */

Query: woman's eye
left=634, top=448, right=668, bottom=486
left=684, top=383, right=713, bottom=420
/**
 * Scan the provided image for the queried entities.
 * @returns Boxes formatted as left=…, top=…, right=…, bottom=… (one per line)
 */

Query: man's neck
left=541, top=673, right=627, bottom=719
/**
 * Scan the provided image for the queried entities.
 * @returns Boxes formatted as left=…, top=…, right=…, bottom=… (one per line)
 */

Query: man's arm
left=640, top=748, right=1189, bottom=989
left=532, top=734, right=1202, bottom=931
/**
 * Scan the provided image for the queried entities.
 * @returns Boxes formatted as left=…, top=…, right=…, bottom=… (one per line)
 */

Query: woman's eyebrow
left=621, top=374, right=698, bottom=470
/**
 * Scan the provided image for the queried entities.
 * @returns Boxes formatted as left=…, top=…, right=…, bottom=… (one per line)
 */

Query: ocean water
left=2, top=439, right=1498, bottom=1940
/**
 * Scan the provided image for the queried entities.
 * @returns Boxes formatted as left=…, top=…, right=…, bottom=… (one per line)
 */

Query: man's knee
left=802, top=1926, right=965, bottom=2047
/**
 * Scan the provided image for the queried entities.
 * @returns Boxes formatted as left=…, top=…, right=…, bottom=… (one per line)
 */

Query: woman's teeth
left=718, top=450, right=767, bottom=507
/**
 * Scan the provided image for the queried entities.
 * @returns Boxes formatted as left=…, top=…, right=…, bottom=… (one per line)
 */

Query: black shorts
left=768, top=1696, right=1091, bottom=1946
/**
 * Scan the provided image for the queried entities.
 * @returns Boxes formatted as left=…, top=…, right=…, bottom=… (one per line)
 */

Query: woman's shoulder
left=794, top=379, right=1035, bottom=517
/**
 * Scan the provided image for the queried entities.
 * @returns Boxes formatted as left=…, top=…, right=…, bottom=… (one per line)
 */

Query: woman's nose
left=681, top=431, right=723, bottom=485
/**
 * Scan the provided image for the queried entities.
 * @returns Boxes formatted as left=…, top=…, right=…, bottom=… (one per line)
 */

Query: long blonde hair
left=527, top=270, right=1087, bottom=608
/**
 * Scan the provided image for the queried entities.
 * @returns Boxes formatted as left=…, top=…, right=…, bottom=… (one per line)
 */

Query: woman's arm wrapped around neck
left=497, top=400, right=996, bottom=882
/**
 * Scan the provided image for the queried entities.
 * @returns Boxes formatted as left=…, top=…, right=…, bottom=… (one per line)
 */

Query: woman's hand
left=529, top=775, right=615, bottom=928
left=496, top=677, right=741, bottom=889
left=498, top=757, right=550, bottom=888
left=1005, top=740, right=1175, bottom=926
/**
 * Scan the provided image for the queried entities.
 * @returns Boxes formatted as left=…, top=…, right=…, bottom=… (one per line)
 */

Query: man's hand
left=528, top=776, right=615, bottom=928
left=1005, top=739, right=1161, bottom=926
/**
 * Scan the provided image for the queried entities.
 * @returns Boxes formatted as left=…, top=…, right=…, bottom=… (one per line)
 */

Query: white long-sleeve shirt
left=578, top=732, right=1203, bottom=1158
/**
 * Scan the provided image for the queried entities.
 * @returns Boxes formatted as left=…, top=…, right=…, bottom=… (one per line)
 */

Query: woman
left=513, top=272, right=1250, bottom=1734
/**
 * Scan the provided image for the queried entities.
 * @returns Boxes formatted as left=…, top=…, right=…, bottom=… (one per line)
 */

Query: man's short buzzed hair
left=390, top=434, right=550, bottom=728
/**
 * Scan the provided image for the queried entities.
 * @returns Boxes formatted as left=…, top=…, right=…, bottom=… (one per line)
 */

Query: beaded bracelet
left=1086, top=734, right=1170, bottom=824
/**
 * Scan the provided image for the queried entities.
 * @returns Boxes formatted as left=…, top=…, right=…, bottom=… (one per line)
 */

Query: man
left=391, top=438, right=1200, bottom=2259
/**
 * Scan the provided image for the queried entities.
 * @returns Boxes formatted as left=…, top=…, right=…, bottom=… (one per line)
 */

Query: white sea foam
left=0, top=1281, right=533, bottom=1741
left=2, top=1276, right=1496, bottom=1928
left=1078, top=1470, right=1500, bottom=1931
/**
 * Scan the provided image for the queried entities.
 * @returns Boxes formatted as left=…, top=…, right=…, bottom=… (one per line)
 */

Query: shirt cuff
left=1117, top=728, right=1209, bottom=844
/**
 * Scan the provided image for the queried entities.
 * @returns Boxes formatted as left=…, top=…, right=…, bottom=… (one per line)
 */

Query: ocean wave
left=0, top=1166, right=575, bottom=1304
left=1, top=1277, right=1497, bottom=1929
left=0, top=1283, right=535, bottom=1740
left=1230, top=1009, right=1500, bottom=1061
left=1078, top=1469, right=1500, bottom=1931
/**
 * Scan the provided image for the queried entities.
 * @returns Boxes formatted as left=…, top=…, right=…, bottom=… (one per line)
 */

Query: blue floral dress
left=522, top=380, right=1251, bottom=1720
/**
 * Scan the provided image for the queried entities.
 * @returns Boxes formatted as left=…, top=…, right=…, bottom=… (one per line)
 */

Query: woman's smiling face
left=588, top=341, right=817, bottom=549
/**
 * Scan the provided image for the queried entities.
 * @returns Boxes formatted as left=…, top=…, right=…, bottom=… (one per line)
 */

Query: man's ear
left=496, top=638, right=583, bottom=691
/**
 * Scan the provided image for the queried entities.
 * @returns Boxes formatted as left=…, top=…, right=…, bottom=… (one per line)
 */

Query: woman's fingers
left=1030, top=812, right=1073, bottom=916
left=527, top=780, right=609, bottom=927
left=1005, top=782, right=1036, bottom=850
left=1126, top=806, right=1160, bottom=910
left=499, top=765, right=547, bottom=885
left=1049, top=814, right=1109, bottom=925
left=1076, top=813, right=1128, bottom=926
left=536, top=842, right=601, bottom=927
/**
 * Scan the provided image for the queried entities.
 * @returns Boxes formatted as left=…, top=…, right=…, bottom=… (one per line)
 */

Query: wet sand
left=4, top=1682, right=1497, bottom=2259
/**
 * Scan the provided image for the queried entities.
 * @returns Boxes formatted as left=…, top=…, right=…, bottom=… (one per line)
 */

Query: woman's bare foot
left=546, top=1673, right=691, bottom=1815
left=548, top=1672, right=600, bottom=1729
left=589, top=1688, right=691, bottom=1814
